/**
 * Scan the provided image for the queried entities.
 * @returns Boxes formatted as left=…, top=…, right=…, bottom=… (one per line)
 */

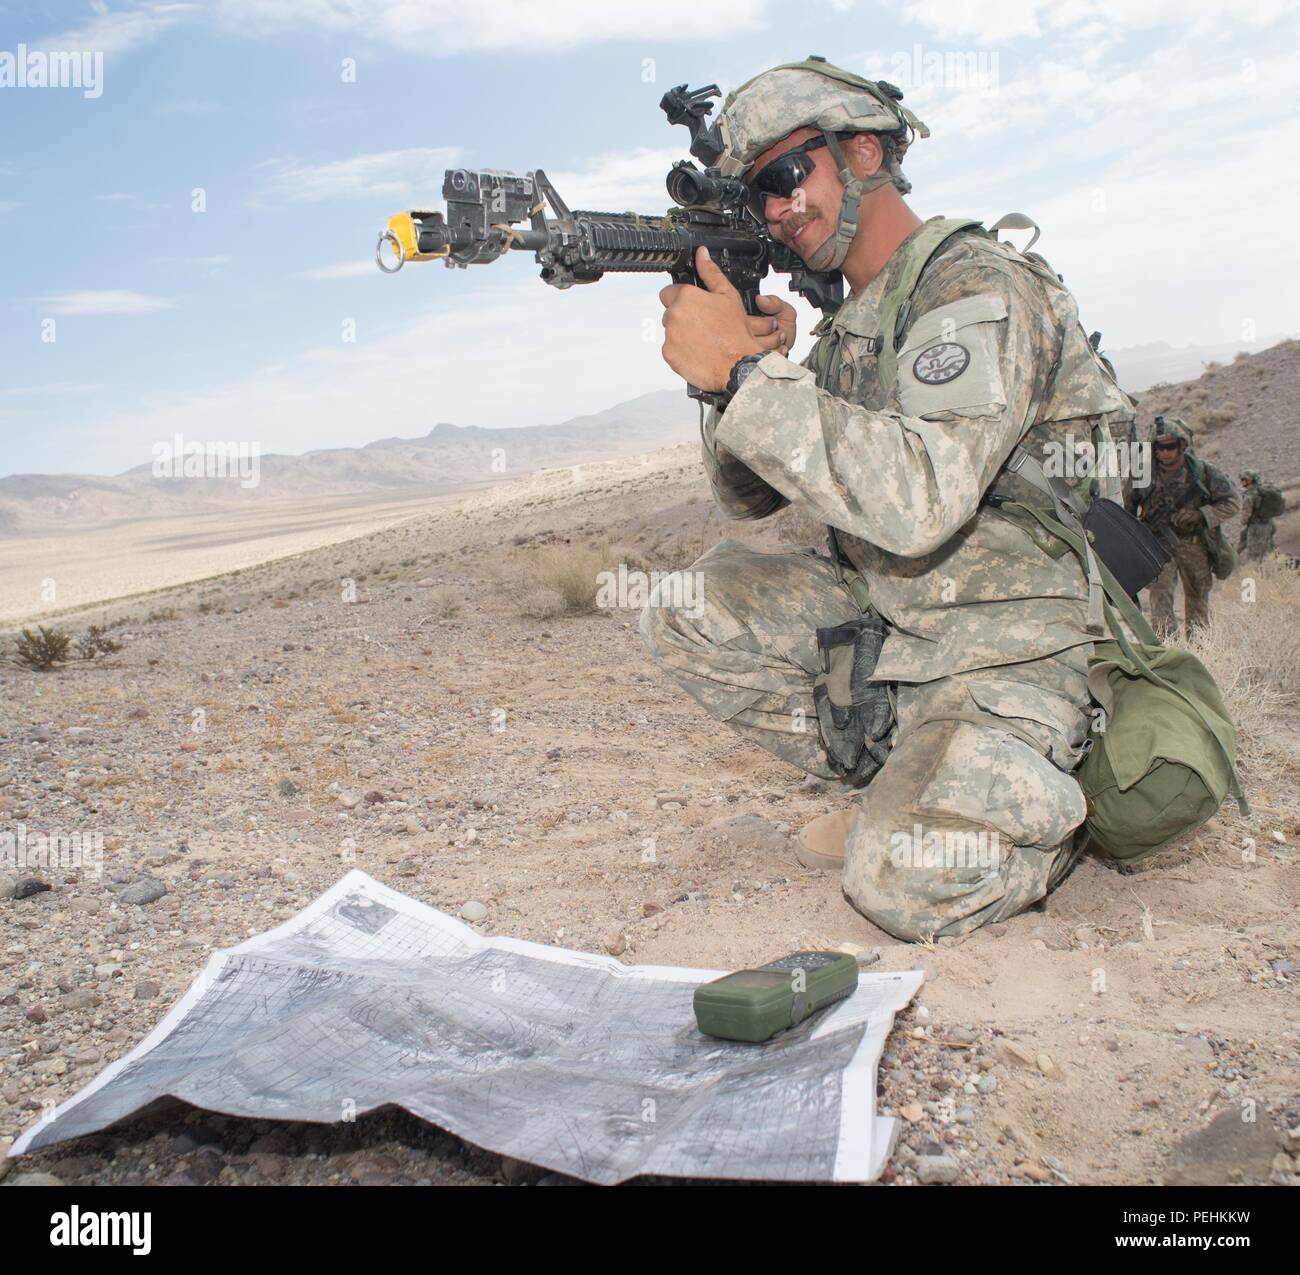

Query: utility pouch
left=1081, top=497, right=1170, bottom=598
left=811, top=615, right=894, bottom=786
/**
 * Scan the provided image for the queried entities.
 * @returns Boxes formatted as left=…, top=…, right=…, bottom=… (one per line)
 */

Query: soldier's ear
left=846, top=132, right=885, bottom=179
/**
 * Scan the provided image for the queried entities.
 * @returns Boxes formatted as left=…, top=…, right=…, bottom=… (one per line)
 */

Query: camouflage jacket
left=1130, top=453, right=1240, bottom=550
left=701, top=219, right=1135, bottom=683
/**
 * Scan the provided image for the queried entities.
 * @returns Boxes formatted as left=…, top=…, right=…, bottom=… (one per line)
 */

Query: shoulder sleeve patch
left=897, top=294, right=1009, bottom=418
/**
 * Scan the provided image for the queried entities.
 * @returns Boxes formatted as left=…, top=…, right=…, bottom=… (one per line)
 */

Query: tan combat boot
left=794, top=807, right=858, bottom=871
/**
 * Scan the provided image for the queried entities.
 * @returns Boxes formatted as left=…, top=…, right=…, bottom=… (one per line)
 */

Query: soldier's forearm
left=701, top=406, right=789, bottom=520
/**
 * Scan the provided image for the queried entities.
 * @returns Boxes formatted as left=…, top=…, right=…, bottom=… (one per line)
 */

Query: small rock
left=278, top=778, right=300, bottom=797
left=119, top=878, right=166, bottom=906
left=602, top=932, right=627, bottom=957
left=396, top=859, right=418, bottom=877
left=499, top=1155, right=543, bottom=1185
left=134, top=980, right=161, bottom=1000
left=915, top=1155, right=960, bottom=1184
left=900, top=1103, right=924, bottom=1122
left=642, top=901, right=663, bottom=917
left=25, top=1005, right=48, bottom=1024
left=996, top=1039, right=1038, bottom=1070
left=1036, top=1053, right=1059, bottom=1078
left=63, top=989, right=102, bottom=1010
left=7, top=1172, right=65, bottom=1186
left=708, top=813, right=788, bottom=855
left=13, top=878, right=51, bottom=901
left=460, top=901, right=488, bottom=923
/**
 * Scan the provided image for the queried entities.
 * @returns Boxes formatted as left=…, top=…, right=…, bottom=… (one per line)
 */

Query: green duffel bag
left=1006, top=502, right=1250, bottom=863
left=1079, top=604, right=1247, bottom=861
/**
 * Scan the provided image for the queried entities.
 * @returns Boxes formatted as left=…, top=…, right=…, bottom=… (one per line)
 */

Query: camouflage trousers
left=1241, top=522, right=1276, bottom=562
left=639, top=539, right=1092, bottom=942
left=1146, top=535, right=1214, bottom=636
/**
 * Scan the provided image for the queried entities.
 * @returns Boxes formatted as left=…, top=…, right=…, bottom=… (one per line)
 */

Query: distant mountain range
left=0, top=391, right=697, bottom=534
left=1107, top=334, right=1295, bottom=394
left=4, top=330, right=1294, bottom=536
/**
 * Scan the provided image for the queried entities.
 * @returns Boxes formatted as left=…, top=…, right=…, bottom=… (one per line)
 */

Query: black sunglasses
left=746, top=135, right=839, bottom=220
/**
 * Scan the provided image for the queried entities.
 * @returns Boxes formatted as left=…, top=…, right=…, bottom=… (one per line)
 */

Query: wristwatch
left=720, top=352, right=768, bottom=409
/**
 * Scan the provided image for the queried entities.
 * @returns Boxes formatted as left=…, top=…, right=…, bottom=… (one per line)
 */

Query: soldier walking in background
left=1129, top=417, right=1240, bottom=637
left=1237, top=469, right=1284, bottom=562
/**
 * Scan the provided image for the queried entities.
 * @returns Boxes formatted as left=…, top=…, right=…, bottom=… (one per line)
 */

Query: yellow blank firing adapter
left=375, top=211, right=448, bottom=274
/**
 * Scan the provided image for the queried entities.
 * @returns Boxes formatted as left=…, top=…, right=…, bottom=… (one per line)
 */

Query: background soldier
left=642, top=57, right=1135, bottom=942
left=1129, top=417, right=1240, bottom=637
left=1237, top=469, right=1283, bottom=561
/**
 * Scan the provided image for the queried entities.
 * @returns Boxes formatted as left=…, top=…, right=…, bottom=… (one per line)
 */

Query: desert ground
left=1, top=444, right=1297, bottom=1187
left=0, top=486, right=490, bottom=628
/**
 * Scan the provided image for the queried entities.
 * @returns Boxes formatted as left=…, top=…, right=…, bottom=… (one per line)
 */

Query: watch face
left=732, top=355, right=763, bottom=393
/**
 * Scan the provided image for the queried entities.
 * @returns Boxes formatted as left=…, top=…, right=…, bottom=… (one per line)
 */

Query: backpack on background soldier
left=1256, top=483, right=1287, bottom=520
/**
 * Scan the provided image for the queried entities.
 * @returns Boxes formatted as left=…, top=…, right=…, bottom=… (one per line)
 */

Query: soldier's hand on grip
left=748, top=293, right=796, bottom=357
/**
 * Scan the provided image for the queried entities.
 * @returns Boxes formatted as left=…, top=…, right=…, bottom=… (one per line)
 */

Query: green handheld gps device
left=693, top=950, right=859, bottom=1043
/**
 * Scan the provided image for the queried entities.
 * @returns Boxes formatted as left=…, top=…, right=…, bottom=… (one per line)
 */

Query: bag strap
left=876, top=217, right=983, bottom=392
left=1002, top=447, right=1107, bottom=634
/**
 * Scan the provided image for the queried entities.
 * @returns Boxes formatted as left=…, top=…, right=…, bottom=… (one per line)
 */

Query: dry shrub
left=1187, top=558, right=1300, bottom=785
left=1194, top=403, right=1236, bottom=433
left=427, top=585, right=463, bottom=618
left=518, top=587, right=567, bottom=619
left=531, top=544, right=605, bottom=613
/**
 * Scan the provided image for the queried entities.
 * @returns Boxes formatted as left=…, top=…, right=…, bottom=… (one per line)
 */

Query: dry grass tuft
left=1188, top=557, right=1300, bottom=786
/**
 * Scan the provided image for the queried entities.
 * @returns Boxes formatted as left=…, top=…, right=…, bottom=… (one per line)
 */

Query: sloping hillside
left=1136, top=338, right=1299, bottom=551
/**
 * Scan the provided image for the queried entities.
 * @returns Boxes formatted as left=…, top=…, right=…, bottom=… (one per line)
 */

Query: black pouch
left=811, top=615, right=894, bottom=786
left=1081, top=498, right=1170, bottom=598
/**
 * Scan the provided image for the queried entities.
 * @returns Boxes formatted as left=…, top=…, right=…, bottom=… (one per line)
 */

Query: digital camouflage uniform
left=1238, top=470, right=1279, bottom=561
left=641, top=209, right=1136, bottom=941
left=1130, top=430, right=1239, bottom=636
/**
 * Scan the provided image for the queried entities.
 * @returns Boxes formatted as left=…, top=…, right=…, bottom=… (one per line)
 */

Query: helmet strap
left=803, top=130, right=892, bottom=272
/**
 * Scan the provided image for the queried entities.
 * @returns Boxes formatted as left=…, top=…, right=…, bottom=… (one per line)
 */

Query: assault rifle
left=374, top=84, right=845, bottom=406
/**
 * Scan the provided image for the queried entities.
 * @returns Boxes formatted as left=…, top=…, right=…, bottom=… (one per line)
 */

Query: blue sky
left=1, top=0, right=1297, bottom=476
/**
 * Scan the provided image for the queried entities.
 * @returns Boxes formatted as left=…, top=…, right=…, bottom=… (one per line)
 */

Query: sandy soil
left=0, top=486, right=491, bottom=627
left=1, top=444, right=1297, bottom=1187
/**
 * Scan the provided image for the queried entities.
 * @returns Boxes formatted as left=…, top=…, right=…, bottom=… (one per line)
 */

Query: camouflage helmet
left=1154, top=416, right=1193, bottom=447
left=714, top=56, right=929, bottom=272
left=1239, top=469, right=1259, bottom=483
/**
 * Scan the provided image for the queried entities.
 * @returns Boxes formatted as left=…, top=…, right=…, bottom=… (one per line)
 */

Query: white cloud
left=39, top=291, right=176, bottom=316
left=257, top=147, right=462, bottom=203
left=212, top=0, right=768, bottom=54
left=891, top=0, right=1287, bottom=43
left=39, top=1, right=194, bottom=57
